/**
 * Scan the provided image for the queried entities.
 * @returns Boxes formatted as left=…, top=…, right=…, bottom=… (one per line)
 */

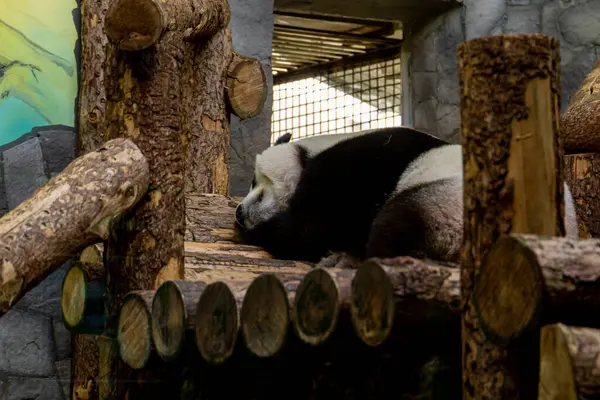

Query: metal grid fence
left=271, top=57, right=402, bottom=144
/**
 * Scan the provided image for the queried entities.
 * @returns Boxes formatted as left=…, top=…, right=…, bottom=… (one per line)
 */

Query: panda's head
left=235, top=133, right=307, bottom=231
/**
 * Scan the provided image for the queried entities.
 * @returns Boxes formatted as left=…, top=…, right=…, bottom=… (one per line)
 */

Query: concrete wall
left=228, top=0, right=275, bottom=197
left=409, top=0, right=600, bottom=143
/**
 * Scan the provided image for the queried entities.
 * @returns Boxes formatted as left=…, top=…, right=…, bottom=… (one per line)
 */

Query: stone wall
left=228, top=0, right=274, bottom=197
left=0, top=126, right=75, bottom=400
left=410, top=0, right=600, bottom=143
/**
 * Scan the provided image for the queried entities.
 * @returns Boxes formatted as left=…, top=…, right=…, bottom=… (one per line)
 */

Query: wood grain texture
left=564, top=153, right=600, bottom=238
left=491, top=234, right=600, bottom=329
left=540, top=323, right=600, bottom=400
left=561, top=59, right=600, bottom=155
left=77, top=0, right=110, bottom=154
left=226, top=53, right=268, bottom=119
left=117, top=290, right=154, bottom=370
left=0, top=138, right=148, bottom=315
left=182, top=26, right=233, bottom=195
left=458, top=34, right=562, bottom=400
left=351, top=257, right=461, bottom=347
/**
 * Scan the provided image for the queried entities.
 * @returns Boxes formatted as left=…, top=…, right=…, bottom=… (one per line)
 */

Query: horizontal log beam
left=0, top=138, right=148, bottom=315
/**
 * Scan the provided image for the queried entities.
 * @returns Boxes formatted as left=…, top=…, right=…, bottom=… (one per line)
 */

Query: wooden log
left=194, top=280, right=247, bottom=364
left=61, top=261, right=106, bottom=334
left=117, top=290, right=154, bottom=369
left=561, top=59, right=600, bottom=155
left=349, top=257, right=460, bottom=347
left=72, top=334, right=100, bottom=400
left=0, top=138, right=148, bottom=315
left=293, top=268, right=355, bottom=346
left=183, top=24, right=233, bottom=195
left=458, top=34, right=562, bottom=400
left=151, top=280, right=208, bottom=362
left=564, top=153, right=600, bottom=238
left=226, top=53, right=268, bottom=120
left=185, top=193, right=240, bottom=243
left=105, top=0, right=230, bottom=51
left=540, top=323, right=600, bottom=400
left=77, top=0, right=110, bottom=154
left=477, top=234, right=600, bottom=331
left=240, top=273, right=303, bottom=358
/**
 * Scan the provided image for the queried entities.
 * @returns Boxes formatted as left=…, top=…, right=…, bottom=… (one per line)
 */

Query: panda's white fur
left=238, top=130, right=367, bottom=230
left=236, top=128, right=580, bottom=264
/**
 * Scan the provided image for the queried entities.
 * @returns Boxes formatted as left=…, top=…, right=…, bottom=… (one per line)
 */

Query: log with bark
left=226, top=52, right=268, bottom=120
left=293, top=267, right=355, bottom=346
left=458, top=33, right=562, bottom=400
left=350, top=257, right=460, bottom=347
left=540, top=323, right=600, bottom=400
left=0, top=138, right=148, bottom=315
left=564, top=153, right=600, bottom=238
left=105, top=0, right=230, bottom=51
left=561, top=59, right=600, bottom=155
left=240, top=273, right=304, bottom=358
left=117, top=290, right=155, bottom=369
left=194, top=280, right=246, bottom=364
left=184, top=192, right=240, bottom=243
left=102, top=0, right=232, bottom=395
left=476, top=234, right=600, bottom=333
left=61, top=260, right=106, bottom=334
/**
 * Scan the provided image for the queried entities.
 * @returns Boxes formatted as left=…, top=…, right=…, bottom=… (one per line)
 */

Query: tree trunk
left=77, top=0, right=110, bottom=155
left=117, top=290, right=155, bottom=370
left=0, top=139, right=148, bottom=315
left=561, top=60, right=600, bottom=155
left=102, top=0, right=231, bottom=395
left=458, top=34, right=562, bottom=400
left=61, top=261, right=106, bottom=334
left=564, top=152, right=600, bottom=238
left=540, top=323, right=600, bottom=400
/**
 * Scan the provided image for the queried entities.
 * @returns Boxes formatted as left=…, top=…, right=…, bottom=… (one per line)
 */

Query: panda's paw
left=316, top=252, right=361, bottom=269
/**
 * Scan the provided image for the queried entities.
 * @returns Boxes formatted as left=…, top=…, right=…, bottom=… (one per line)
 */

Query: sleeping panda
left=234, top=127, right=579, bottom=264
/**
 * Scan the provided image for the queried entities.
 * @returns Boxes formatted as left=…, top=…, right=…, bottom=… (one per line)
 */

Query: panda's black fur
left=235, top=127, right=453, bottom=263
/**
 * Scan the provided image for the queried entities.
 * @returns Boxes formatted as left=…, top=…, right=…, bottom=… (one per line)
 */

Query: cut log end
left=61, top=266, right=86, bottom=328
left=241, top=274, right=289, bottom=358
left=539, top=324, right=577, bottom=400
left=226, top=58, right=268, bottom=120
left=349, top=260, right=394, bottom=346
left=293, top=268, right=340, bottom=345
left=105, top=0, right=165, bottom=51
left=475, top=235, right=543, bottom=343
left=117, top=291, right=153, bottom=370
left=195, top=281, right=238, bottom=364
left=60, top=262, right=106, bottom=334
left=151, top=281, right=187, bottom=362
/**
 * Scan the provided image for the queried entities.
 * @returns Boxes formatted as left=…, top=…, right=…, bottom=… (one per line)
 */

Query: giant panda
left=234, top=127, right=579, bottom=264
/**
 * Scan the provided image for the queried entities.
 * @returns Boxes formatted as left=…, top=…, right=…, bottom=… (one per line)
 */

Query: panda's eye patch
left=251, top=177, right=257, bottom=189
left=256, top=190, right=264, bottom=202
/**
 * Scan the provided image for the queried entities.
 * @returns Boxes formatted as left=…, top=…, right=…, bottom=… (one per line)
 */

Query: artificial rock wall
left=0, top=126, right=76, bottom=400
left=410, top=0, right=600, bottom=143
left=228, top=0, right=275, bottom=197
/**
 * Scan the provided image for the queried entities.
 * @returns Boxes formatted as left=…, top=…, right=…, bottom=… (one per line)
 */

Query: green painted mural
left=0, top=0, right=79, bottom=146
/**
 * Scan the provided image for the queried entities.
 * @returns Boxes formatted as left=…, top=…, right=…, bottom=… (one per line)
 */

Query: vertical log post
left=458, top=34, right=563, bottom=400
left=102, top=0, right=231, bottom=396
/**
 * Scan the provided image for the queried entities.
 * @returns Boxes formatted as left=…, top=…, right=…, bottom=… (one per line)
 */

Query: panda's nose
left=235, top=204, right=245, bottom=226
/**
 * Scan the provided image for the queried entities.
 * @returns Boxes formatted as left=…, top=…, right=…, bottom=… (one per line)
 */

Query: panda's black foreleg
left=365, top=178, right=463, bottom=263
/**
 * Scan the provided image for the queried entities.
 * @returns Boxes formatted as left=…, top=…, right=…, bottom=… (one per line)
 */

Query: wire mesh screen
left=271, top=57, right=402, bottom=144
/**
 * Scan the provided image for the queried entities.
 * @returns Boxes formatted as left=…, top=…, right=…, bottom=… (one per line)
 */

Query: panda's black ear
left=274, top=133, right=292, bottom=146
